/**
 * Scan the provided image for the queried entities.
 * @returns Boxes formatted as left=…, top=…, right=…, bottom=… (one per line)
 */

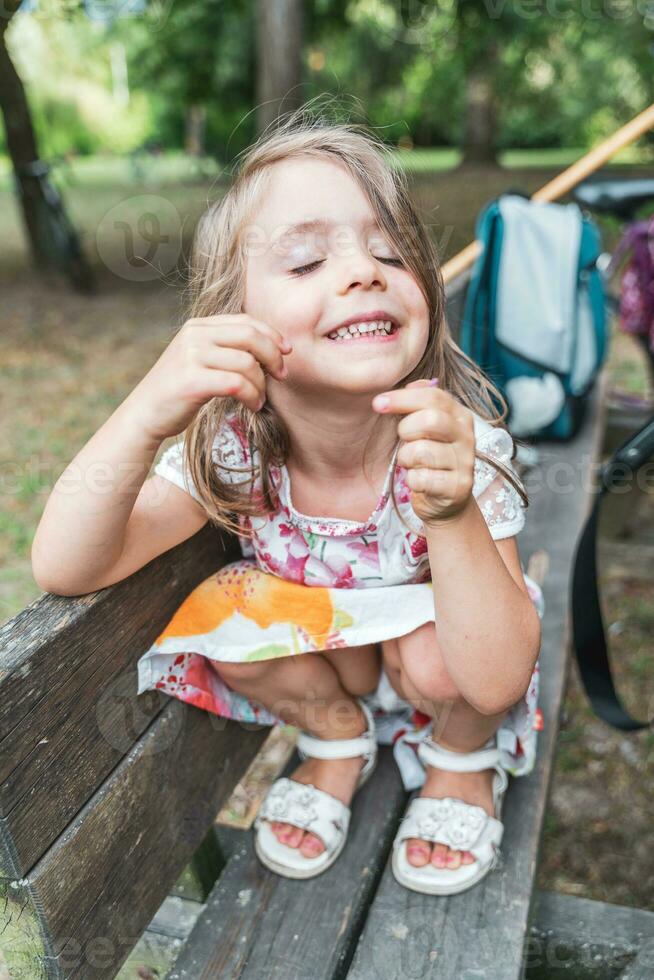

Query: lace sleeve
left=472, top=422, right=526, bottom=540
left=153, top=439, right=203, bottom=502
left=153, top=417, right=253, bottom=502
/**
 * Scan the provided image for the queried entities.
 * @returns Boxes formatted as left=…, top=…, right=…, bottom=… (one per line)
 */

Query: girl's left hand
left=372, top=379, right=476, bottom=527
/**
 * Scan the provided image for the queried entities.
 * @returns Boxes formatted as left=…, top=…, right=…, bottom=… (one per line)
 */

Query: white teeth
left=326, top=319, right=394, bottom=341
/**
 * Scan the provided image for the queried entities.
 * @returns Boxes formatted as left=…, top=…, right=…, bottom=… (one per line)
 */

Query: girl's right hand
left=131, top=314, right=292, bottom=442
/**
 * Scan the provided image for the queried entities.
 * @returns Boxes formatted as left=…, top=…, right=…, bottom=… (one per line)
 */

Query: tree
left=0, top=0, right=48, bottom=266
left=127, top=0, right=258, bottom=159
left=256, top=0, right=304, bottom=133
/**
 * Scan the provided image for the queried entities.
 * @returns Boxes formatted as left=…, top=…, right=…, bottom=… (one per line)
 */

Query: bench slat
left=529, top=890, right=654, bottom=979
left=346, top=369, right=610, bottom=980
left=166, top=747, right=408, bottom=980
left=24, top=700, right=268, bottom=979
left=0, top=525, right=239, bottom=874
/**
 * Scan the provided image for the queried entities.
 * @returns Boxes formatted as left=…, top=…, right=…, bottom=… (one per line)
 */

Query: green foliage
left=1, top=0, right=652, bottom=161
left=124, top=0, right=258, bottom=157
left=4, top=7, right=153, bottom=156
left=30, top=93, right=97, bottom=157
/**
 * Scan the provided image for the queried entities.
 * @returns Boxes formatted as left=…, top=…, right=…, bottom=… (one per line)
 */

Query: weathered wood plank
left=166, top=746, right=408, bottom=980
left=0, top=522, right=235, bottom=745
left=0, top=524, right=240, bottom=874
left=19, top=700, right=268, bottom=980
left=621, top=945, right=654, bottom=980
left=113, top=888, right=654, bottom=980
left=526, top=890, right=654, bottom=980
left=530, top=890, right=654, bottom=978
left=346, top=368, right=611, bottom=980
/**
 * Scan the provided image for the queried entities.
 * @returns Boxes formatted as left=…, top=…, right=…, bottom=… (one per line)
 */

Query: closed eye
left=290, top=260, right=324, bottom=276
left=290, top=256, right=404, bottom=276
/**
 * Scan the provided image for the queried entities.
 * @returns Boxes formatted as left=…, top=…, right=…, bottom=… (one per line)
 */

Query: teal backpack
left=459, top=192, right=609, bottom=441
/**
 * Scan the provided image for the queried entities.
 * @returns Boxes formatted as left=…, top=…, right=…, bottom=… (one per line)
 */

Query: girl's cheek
left=275, top=299, right=321, bottom=340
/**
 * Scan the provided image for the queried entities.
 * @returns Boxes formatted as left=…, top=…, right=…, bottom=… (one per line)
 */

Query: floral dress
left=136, top=411, right=545, bottom=790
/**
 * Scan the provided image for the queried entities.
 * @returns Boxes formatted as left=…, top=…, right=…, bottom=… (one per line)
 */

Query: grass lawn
left=1, top=151, right=653, bottom=909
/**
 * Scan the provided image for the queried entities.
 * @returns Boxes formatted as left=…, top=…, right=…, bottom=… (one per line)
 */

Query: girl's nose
left=341, top=251, right=386, bottom=292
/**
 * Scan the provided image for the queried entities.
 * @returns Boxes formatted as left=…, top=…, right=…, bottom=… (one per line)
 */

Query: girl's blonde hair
left=182, top=100, right=528, bottom=536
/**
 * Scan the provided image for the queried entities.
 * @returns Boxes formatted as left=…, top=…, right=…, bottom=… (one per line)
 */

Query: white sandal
left=253, top=697, right=378, bottom=879
left=391, top=731, right=509, bottom=895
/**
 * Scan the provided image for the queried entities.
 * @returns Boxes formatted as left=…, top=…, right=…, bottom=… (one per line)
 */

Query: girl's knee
left=211, top=659, right=274, bottom=686
left=380, top=636, right=401, bottom=671
left=411, top=666, right=463, bottom=705
left=395, top=623, right=464, bottom=704
left=342, top=671, right=380, bottom=698
left=321, top=643, right=381, bottom=697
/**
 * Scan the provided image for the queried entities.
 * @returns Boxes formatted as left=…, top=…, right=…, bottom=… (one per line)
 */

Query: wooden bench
left=2, top=272, right=642, bottom=980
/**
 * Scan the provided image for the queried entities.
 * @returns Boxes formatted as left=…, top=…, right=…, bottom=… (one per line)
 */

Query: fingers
left=373, top=387, right=444, bottom=415
left=185, top=315, right=291, bottom=381
left=396, top=439, right=457, bottom=471
left=372, top=382, right=474, bottom=446
left=405, top=467, right=459, bottom=495
left=199, top=368, right=263, bottom=412
left=209, top=323, right=289, bottom=382
left=373, top=379, right=440, bottom=413
left=194, top=314, right=292, bottom=353
left=202, top=346, right=266, bottom=403
left=396, top=407, right=459, bottom=444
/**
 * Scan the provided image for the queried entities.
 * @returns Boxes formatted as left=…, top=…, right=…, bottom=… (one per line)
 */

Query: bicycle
left=13, top=158, right=96, bottom=294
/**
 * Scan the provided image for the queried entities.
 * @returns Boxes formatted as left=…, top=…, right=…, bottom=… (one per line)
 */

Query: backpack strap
left=572, top=414, right=654, bottom=730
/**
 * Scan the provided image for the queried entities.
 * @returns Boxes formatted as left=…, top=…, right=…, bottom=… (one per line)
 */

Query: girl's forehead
left=254, top=157, right=373, bottom=228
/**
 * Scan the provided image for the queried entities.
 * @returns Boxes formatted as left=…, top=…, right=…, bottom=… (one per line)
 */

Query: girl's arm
left=422, top=504, right=541, bottom=716
left=373, top=380, right=541, bottom=716
left=31, top=314, right=290, bottom=596
left=31, top=393, right=213, bottom=596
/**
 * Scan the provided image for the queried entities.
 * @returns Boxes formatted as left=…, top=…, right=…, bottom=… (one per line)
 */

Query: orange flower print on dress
left=155, top=560, right=335, bottom=647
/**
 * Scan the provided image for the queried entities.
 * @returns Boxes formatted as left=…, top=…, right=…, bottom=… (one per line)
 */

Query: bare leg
left=321, top=642, right=382, bottom=698
left=213, top=643, right=381, bottom=858
left=382, top=626, right=512, bottom=871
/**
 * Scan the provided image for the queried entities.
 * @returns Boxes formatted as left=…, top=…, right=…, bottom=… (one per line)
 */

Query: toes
left=405, top=838, right=476, bottom=871
left=285, top=825, right=305, bottom=847
left=431, top=843, right=449, bottom=868
left=270, top=822, right=325, bottom=856
left=278, top=823, right=304, bottom=848
left=429, top=844, right=474, bottom=870
left=406, top=838, right=431, bottom=867
left=271, top=821, right=290, bottom=841
left=299, top=832, right=325, bottom=858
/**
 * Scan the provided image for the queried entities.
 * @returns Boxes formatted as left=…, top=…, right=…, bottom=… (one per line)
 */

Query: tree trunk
left=0, top=18, right=47, bottom=266
left=185, top=104, right=206, bottom=157
left=256, top=0, right=304, bottom=134
left=461, top=55, right=500, bottom=166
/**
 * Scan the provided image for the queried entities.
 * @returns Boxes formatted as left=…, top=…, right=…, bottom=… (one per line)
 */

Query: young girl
left=32, top=107, right=543, bottom=895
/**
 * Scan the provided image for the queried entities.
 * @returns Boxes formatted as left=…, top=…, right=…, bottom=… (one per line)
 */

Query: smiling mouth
left=326, top=319, right=399, bottom=341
